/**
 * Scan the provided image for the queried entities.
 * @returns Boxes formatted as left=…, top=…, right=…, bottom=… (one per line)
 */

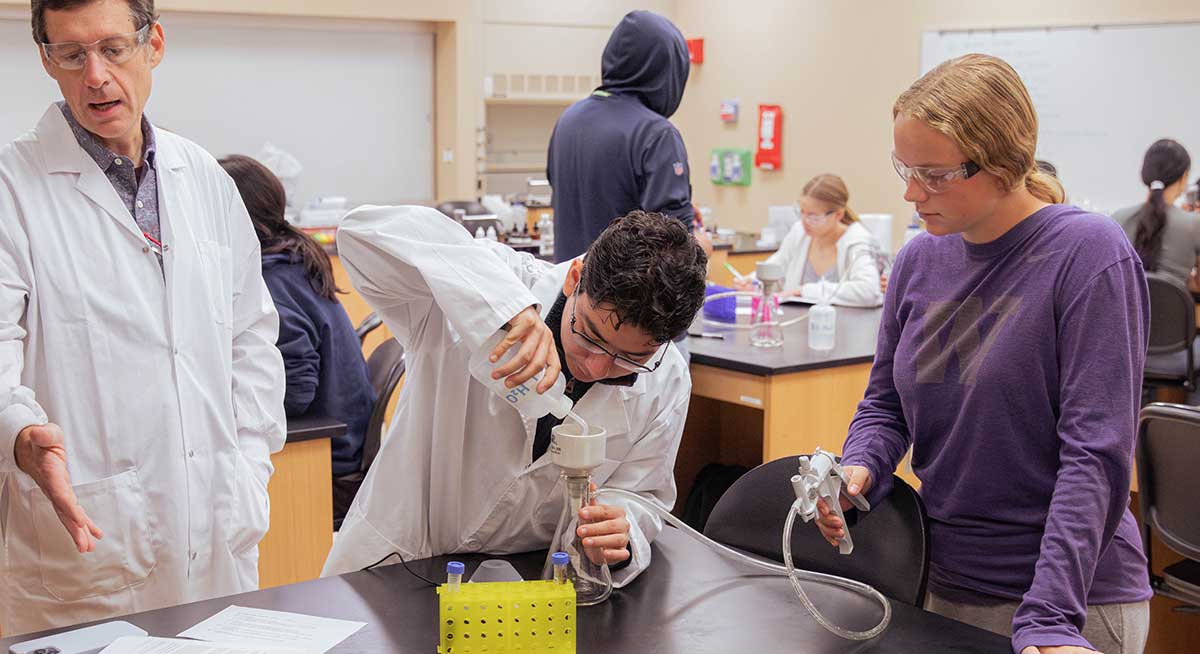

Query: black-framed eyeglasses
left=568, top=287, right=669, bottom=374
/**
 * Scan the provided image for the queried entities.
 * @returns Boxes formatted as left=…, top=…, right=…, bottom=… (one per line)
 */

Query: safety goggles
left=793, top=204, right=838, bottom=226
left=42, top=23, right=153, bottom=71
left=891, top=151, right=981, bottom=194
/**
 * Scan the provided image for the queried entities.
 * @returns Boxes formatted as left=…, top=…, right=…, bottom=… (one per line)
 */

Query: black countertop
left=285, top=415, right=347, bottom=444
left=712, top=232, right=780, bottom=255
left=688, top=304, right=882, bottom=376
left=0, top=527, right=1010, bottom=653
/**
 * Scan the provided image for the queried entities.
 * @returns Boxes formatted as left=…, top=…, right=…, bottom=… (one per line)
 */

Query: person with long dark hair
left=1112, top=139, right=1197, bottom=289
left=218, top=155, right=375, bottom=523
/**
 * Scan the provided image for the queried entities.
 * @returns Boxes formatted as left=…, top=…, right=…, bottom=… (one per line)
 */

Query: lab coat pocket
left=31, top=469, right=160, bottom=602
left=196, top=240, right=233, bottom=328
left=227, top=453, right=270, bottom=556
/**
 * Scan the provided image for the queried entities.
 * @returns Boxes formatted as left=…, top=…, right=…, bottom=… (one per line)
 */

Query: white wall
left=477, top=0, right=678, bottom=196
left=672, top=0, right=1200, bottom=242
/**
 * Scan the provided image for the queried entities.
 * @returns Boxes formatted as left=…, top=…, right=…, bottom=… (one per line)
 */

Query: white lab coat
left=0, top=106, right=286, bottom=636
left=765, top=221, right=882, bottom=307
left=322, top=205, right=692, bottom=587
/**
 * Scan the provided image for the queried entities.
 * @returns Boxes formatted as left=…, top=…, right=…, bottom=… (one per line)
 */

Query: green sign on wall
left=709, top=148, right=752, bottom=186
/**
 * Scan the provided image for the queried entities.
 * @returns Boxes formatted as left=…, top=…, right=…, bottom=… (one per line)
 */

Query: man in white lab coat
left=0, top=0, right=285, bottom=635
left=323, top=206, right=707, bottom=586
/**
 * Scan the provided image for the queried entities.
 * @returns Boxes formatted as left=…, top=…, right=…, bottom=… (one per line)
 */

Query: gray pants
left=925, top=593, right=1150, bottom=654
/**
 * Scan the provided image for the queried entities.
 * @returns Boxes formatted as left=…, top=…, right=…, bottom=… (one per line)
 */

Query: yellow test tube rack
left=437, top=579, right=577, bottom=653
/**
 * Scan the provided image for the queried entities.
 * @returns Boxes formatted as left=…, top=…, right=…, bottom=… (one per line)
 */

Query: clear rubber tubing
left=595, top=487, right=891, bottom=641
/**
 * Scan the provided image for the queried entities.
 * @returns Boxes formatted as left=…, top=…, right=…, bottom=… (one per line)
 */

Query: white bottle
left=538, top=213, right=555, bottom=257
left=474, top=226, right=486, bottom=239
left=485, top=225, right=498, bottom=241
left=468, top=330, right=573, bottom=420
left=808, top=302, right=836, bottom=351
left=904, top=212, right=922, bottom=245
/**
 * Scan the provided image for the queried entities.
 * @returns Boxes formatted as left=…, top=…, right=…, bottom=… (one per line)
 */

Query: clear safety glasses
left=891, top=151, right=981, bottom=194
left=793, top=204, right=838, bottom=227
left=42, top=23, right=153, bottom=71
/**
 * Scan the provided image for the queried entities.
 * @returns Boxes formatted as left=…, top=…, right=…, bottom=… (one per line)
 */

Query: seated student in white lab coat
left=734, top=174, right=883, bottom=307
left=322, top=208, right=708, bottom=586
left=0, top=0, right=285, bottom=637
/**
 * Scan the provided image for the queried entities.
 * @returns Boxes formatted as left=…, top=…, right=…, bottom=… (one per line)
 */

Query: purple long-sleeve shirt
left=841, top=205, right=1153, bottom=653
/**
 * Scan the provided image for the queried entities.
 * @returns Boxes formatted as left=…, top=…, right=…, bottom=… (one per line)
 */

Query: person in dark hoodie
left=548, top=10, right=694, bottom=263
left=218, top=154, right=376, bottom=524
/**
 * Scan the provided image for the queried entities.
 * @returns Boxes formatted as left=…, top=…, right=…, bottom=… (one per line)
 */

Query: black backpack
left=680, top=463, right=750, bottom=531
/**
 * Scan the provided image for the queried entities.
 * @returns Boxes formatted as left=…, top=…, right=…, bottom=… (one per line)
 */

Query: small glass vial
left=446, top=561, right=464, bottom=591
left=552, top=551, right=570, bottom=585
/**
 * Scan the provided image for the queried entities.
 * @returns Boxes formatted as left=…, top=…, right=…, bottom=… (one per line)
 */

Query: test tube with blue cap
left=446, top=561, right=465, bottom=591
left=551, top=552, right=569, bottom=585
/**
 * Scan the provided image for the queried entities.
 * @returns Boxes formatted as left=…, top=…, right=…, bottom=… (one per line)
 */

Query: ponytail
left=1133, top=187, right=1170, bottom=272
left=1024, top=170, right=1065, bottom=204
left=1132, top=139, right=1192, bottom=272
left=841, top=205, right=859, bottom=225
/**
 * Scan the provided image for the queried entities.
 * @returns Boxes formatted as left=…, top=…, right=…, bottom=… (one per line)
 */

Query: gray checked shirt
left=58, top=102, right=162, bottom=266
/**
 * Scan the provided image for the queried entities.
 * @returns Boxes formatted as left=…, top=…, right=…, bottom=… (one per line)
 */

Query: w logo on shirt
left=914, top=295, right=1023, bottom=386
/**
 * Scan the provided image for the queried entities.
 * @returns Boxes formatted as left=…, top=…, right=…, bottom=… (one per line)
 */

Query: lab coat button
left=188, top=450, right=195, bottom=458
left=190, top=551, right=197, bottom=561
left=142, top=246, right=150, bottom=254
left=136, top=201, right=144, bottom=208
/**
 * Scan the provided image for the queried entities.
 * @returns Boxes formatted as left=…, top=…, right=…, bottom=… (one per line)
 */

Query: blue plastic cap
left=551, top=552, right=569, bottom=565
left=447, top=561, right=465, bottom=575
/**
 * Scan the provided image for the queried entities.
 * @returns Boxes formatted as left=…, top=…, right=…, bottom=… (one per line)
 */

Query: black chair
left=333, top=338, right=406, bottom=530
left=1143, top=273, right=1199, bottom=392
left=704, top=456, right=930, bottom=606
left=355, top=312, right=383, bottom=344
left=1136, top=403, right=1200, bottom=608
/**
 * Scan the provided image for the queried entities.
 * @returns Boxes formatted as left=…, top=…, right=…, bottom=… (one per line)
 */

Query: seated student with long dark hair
left=218, top=155, right=376, bottom=523
left=1112, top=139, right=1198, bottom=290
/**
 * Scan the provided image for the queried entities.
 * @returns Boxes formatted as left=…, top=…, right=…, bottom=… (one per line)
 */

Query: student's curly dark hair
left=579, top=211, right=708, bottom=344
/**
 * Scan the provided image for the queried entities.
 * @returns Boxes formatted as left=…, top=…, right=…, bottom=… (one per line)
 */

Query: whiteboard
left=921, top=23, right=1200, bottom=215
left=0, top=12, right=434, bottom=208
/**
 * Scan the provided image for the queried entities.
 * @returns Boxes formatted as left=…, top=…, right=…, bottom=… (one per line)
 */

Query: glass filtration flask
left=751, top=260, right=785, bottom=348
left=542, top=472, right=613, bottom=606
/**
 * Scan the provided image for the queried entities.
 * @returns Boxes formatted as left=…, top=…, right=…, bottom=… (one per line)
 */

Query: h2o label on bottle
left=504, top=370, right=544, bottom=405
left=505, top=383, right=533, bottom=405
